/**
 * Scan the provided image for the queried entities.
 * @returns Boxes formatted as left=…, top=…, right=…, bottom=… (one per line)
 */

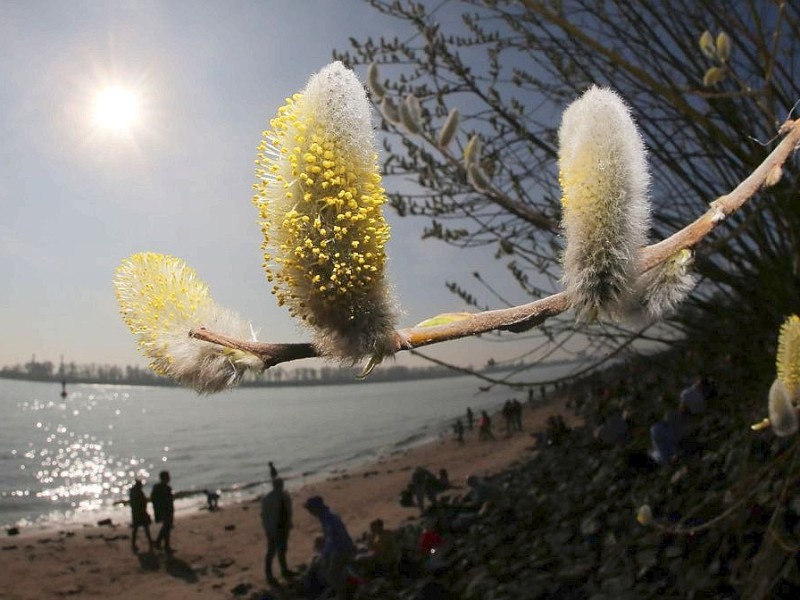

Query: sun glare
left=92, top=87, right=140, bottom=133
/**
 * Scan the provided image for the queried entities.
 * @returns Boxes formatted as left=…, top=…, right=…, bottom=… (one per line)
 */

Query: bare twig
left=190, top=119, right=800, bottom=371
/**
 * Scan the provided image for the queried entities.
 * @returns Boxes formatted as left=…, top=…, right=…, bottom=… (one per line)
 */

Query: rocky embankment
left=360, top=433, right=797, bottom=599
left=265, top=355, right=799, bottom=600
left=313, top=363, right=798, bottom=599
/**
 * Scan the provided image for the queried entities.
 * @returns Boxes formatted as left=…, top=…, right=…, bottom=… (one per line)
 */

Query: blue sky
left=0, top=0, right=549, bottom=373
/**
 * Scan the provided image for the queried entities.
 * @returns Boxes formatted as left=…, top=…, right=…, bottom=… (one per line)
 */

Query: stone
left=230, top=582, right=251, bottom=596
left=580, top=518, right=601, bottom=536
left=636, top=548, right=658, bottom=569
left=670, top=466, right=688, bottom=484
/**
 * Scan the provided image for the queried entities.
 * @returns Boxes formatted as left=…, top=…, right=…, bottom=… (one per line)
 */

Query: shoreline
left=1, top=393, right=580, bottom=600
left=0, top=418, right=455, bottom=537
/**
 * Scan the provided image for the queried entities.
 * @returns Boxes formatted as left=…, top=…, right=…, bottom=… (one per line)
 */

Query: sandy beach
left=0, top=395, right=579, bottom=600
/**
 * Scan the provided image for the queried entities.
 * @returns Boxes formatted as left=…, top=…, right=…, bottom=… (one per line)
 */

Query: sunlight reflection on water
left=8, top=388, right=155, bottom=518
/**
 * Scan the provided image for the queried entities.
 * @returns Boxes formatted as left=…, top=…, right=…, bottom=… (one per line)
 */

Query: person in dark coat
left=453, top=418, right=465, bottom=444
left=129, top=479, right=153, bottom=553
left=260, top=477, right=294, bottom=586
left=411, top=467, right=440, bottom=514
left=512, top=398, right=524, bottom=431
left=151, top=470, right=174, bottom=553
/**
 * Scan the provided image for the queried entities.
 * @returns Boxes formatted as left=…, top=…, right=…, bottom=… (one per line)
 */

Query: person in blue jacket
left=649, top=408, right=685, bottom=466
left=303, top=496, right=356, bottom=597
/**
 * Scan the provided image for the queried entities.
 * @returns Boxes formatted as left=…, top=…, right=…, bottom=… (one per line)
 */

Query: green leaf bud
left=415, top=312, right=472, bottom=328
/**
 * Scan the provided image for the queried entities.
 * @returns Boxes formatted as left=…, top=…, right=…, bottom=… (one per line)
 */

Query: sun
left=92, top=86, right=140, bottom=133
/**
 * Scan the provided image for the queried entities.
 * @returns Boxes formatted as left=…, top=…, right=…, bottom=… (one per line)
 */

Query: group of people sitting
left=398, top=466, right=450, bottom=514
left=590, top=375, right=717, bottom=468
left=256, top=460, right=507, bottom=599
left=649, top=376, right=716, bottom=465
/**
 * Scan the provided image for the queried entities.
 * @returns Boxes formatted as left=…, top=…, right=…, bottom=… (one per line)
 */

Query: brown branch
left=188, top=327, right=316, bottom=368
left=639, top=118, right=800, bottom=272
left=189, top=119, right=800, bottom=370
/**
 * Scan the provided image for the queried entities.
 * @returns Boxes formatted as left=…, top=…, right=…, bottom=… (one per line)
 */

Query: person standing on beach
left=478, top=410, right=495, bottom=440
left=453, top=418, right=465, bottom=444
left=502, top=400, right=514, bottom=435
left=303, top=496, right=357, bottom=598
left=128, top=479, right=153, bottom=553
left=151, top=470, right=174, bottom=553
left=513, top=398, right=524, bottom=431
left=260, top=477, right=294, bottom=587
left=466, top=407, right=474, bottom=431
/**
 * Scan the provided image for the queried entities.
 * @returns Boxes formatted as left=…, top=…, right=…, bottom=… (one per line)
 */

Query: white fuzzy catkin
left=463, top=134, right=481, bottom=167
left=438, top=108, right=460, bottom=148
left=768, top=379, right=798, bottom=437
left=558, top=86, right=651, bottom=321
left=400, top=95, right=422, bottom=134
left=632, top=249, right=697, bottom=321
left=467, top=163, right=492, bottom=193
left=380, top=97, right=401, bottom=124
left=366, top=62, right=385, bottom=99
left=162, top=307, right=262, bottom=393
left=636, top=504, right=653, bottom=526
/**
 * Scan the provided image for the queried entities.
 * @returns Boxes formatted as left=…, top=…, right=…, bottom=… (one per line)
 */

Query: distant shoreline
left=0, top=358, right=581, bottom=389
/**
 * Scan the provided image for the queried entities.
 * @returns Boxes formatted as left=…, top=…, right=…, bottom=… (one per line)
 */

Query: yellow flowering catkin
left=253, top=61, right=396, bottom=362
left=558, top=86, right=651, bottom=321
left=114, top=252, right=262, bottom=393
left=777, top=315, right=800, bottom=395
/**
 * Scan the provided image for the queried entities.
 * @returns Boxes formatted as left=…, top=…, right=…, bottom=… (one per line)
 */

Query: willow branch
left=188, top=327, right=316, bottom=368
left=191, top=119, right=800, bottom=370
left=639, top=118, right=800, bottom=271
